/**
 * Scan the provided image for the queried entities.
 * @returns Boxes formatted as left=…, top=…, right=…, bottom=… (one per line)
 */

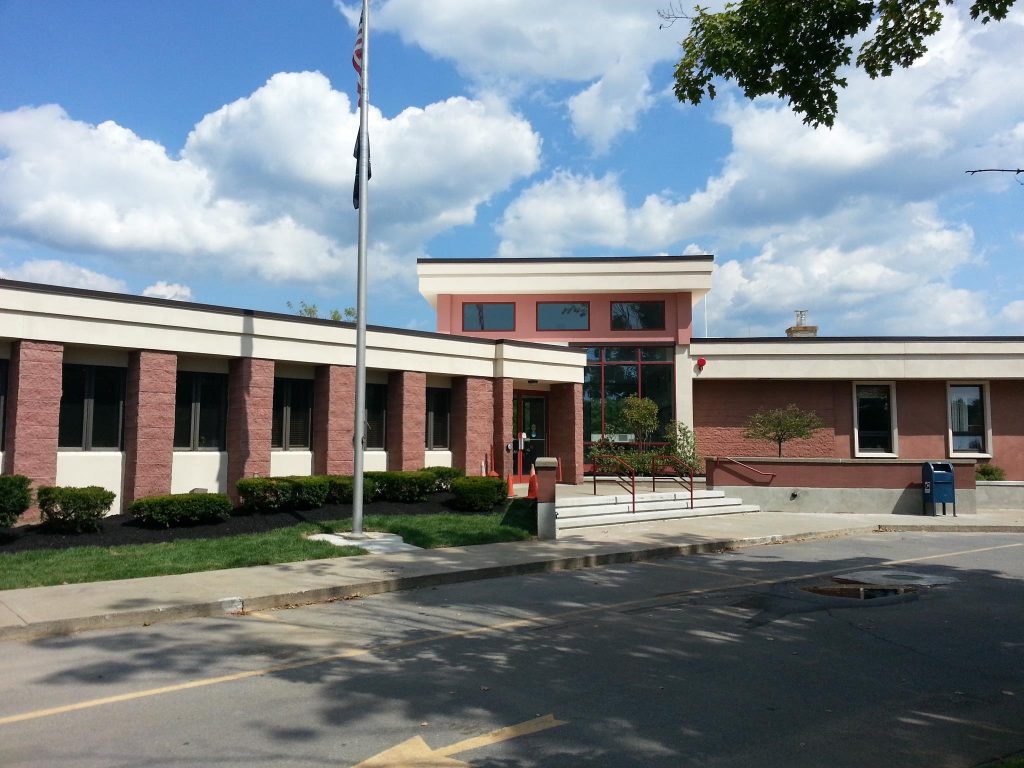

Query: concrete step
left=558, top=489, right=725, bottom=509
left=556, top=495, right=747, bottom=519
left=556, top=504, right=761, bottom=530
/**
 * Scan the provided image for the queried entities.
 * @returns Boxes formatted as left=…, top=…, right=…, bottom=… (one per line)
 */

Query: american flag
left=352, top=8, right=370, bottom=209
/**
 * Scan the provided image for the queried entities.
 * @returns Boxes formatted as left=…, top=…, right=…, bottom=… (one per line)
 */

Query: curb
left=0, top=527, right=880, bottom=642
left=876, top=524, right=1024, bottom=533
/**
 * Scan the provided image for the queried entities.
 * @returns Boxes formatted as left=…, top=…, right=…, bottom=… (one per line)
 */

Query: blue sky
left=1, top=0, right=1022, bottom=337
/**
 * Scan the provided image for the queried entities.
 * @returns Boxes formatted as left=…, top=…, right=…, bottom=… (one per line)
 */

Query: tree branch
left=965, top=168, right=1024, bottom=174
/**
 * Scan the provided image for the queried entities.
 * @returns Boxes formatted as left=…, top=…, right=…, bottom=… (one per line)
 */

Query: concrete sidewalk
left=2, top=510, right=1022, bottom=642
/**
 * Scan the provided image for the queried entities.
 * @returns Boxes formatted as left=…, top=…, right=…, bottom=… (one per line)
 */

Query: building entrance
left=512, top=393, right=546, bottom=480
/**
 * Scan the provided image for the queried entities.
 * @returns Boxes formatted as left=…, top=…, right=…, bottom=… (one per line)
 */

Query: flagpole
left=351, top=0, right=370, bottom=538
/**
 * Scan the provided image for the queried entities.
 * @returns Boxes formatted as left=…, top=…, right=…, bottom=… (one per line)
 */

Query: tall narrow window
left=0, top=359, right=8, bottom=451
left=462, top=302, right=515, bottom=331
left=271, top=378, right=313, bottom=450
left=426, top=388, right=450, bottom=450
left=611, top=301, right=665, bottom=331
left=365, top=383, right=387, bottom=449
left=949, top=383, right=988, bottom=454
left=854, top=383, right=896, bottom=455
left=173, top=371, right=228, bottom=450
left=58, top=364, right=126, bottom=450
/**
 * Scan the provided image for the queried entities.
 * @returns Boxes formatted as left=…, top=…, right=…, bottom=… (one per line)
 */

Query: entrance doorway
left=512, top=393, right=547, bottom=481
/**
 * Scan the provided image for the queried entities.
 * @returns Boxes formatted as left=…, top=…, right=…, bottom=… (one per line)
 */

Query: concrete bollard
left=535, top=457, right=558, bottom=540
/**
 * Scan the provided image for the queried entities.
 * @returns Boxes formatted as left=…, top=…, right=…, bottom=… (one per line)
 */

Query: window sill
left=854, top=452, right=899, bottom=459
left=950, top=452, right=992, bottom=460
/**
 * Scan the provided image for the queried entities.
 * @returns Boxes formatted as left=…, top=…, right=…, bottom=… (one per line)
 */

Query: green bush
left=366, top=471, right=436, bottom=502
left=0, top=474, right=33, bottom=528
left=324, top=475, right=377, bottom=505
left=976, top=463, right=1007, bottom=481
left=422, top=465, right=465, bottom=492
left=284, top=475, right=331, bottom=510
left=236, top=477, right=294, bottom=512
left=129, top=493, right=233, bottom=527
left=36, top=485, right=116, bottom=533
left=450, top=476, right=508, bottom=511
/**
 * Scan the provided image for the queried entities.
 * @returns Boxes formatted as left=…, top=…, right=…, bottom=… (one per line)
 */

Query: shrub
left=0, top=474, right=33, bottom=528
left=236, top=477, right=294, bottom=512
left=324, top=475, right=377, bottom=505
left=743, top=404, right=824, bottom=457
left=662, top=421, right=702, bottom=473
left=366, top=471, right=436, bottom=503
left=129, top=493, right=233, bottom=527
left=36, top=485, right=116, bottom=532
left=450, top=476, right=508, bottom=511
left=284, top=475, right=331, bottom=510
left=422, top=465, right=464, bottom=492
left=976, top=463, right=1007, bottom=481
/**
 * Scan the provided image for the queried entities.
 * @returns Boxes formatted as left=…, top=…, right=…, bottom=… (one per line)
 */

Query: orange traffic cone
left=507, top=474, right=516, bottom=498
left=527, top=465, right=538, bottom=499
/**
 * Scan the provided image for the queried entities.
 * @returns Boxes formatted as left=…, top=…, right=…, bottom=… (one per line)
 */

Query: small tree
left=618, top=395, right=660, bottom=449
left=287, top=300, right=356, bottom=322
left=743, top=404, right=824, bottom=457
left=663, top=421, right=701, bottom=472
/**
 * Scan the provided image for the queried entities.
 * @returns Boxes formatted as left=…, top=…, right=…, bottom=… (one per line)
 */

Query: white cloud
left=360, top=0, right=681, bottom=150
left=0, top=72, right=540, bottom=287
left=1000, top=300, right=1024, bottom=325
left=143, top=281, right=193, bottom=301
left=496, top=6, right=1024, bottom=334
left=0, top=259, right=127, bottom=292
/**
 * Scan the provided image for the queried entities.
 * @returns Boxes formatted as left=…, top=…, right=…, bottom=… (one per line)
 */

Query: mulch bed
left=0, top=494, right=461, bottom=554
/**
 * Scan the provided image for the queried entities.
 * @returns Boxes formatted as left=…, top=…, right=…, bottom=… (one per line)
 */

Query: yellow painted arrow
left=353, top=714, right=567, bottom=767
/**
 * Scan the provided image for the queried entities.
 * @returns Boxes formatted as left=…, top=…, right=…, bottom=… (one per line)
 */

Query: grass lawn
left=0, top=503, right=536, bottom=591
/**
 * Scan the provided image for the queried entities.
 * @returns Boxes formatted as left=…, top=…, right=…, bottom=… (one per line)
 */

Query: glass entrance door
left=512, top=393, right=547, bottom=479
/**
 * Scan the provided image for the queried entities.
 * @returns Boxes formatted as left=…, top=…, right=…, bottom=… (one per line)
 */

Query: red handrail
left=720, top=456, right=777, bottom=480
left=650, top=454, right=695, bottom=508
left=591, top=454, right=636, bottom=513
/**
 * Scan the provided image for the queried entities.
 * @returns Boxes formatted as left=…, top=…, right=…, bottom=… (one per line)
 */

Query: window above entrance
left=611, top=301, right=665, bottom=331
left=537, top=301, right=589, bottom=331
left=462, top=302, right=515, bottom=332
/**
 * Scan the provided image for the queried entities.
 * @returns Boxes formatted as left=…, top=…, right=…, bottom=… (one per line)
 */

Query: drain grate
left=802, top=584, right=918, bottom=600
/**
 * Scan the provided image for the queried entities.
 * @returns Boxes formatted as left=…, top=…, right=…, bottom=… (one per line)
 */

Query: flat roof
left=416, top=255, right=714, bottom=264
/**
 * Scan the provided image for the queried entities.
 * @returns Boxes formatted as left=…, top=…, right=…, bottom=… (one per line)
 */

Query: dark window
left=537, top=302, right=589, bottom=331
left=365, top=383, right=387, bottom=449
left=855, top=384, right=894, bottom=454
left=173, top=371, right=227, bottom=450
left=0, top=359, right=8, bottom=451
left=611, top=301, right=665, bottom=331
left=949, top=384, right=986, bottom=453
left=271, top=378, right=313, bottom=450
left=58, top=364, right=126, bottom=450
left=426, top=388, right=451, bottom=450
left=462, top=302, right=515, bottom=332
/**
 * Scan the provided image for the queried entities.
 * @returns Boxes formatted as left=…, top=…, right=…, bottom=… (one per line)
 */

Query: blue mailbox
left=922, top=461, right=956, bottom=516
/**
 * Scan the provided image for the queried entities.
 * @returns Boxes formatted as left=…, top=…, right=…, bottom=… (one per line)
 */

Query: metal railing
left=591, top=454, right=636, bottom=513
left=650, top=454, right=695, bottom=508
left=720, top=456, right=777, bottom=481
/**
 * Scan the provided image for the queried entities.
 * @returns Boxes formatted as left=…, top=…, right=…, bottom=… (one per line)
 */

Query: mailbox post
left=922, top=461, right=956, bottom=516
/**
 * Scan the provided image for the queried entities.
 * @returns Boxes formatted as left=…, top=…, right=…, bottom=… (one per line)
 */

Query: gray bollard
left=535, top=457, right=558, bottom=540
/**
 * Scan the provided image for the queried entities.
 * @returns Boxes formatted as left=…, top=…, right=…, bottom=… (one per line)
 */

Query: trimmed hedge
left=450, top=476, right=508, bottom=512
left=976, top=463, right=1007, bottom=481
left=129, top=493, right=234, bottom=527
left=422, top=466, right=464, bottom=492
left=284, top=475, right=331, bottom=510
left=0, top=474, right=32, bottom=528
left=36, top=485, right=116, bottom=533
left=325, top=475, right=377, bottom=505
left=366, top=471, right=436, bottom=503
left=236, top=477, right=295, bottom=512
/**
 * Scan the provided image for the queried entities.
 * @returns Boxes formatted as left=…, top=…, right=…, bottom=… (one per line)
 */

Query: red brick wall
left=991, top=380, right=1024, bottom=480
left=707, top=457, right=975, bottom=489
left=694, top=380, right=846, bottom=458
left=3, top=341, right=63, bottom=523
left=122, top=351, right=177, bottom=505
left=451, top=376, right=494, bottom=475
left=226, top=358, right=274, bottom=502
left=549, top=382, right=584, bottom=483
left=492, top=378, right=514, bottom=477
left=387, top=371, right=426, bottom=471
left=893, top=380, right=948, bottom=459
left=313, top=364, right=354, bottom=475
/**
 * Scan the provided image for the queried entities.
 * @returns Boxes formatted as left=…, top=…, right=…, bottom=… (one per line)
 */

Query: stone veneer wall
left=3, top=341, right=64, bottom=522
left=122, top=350, right=177, bottom=505
left=226, top=358, right=275, bottom=502
left=313, top=364, right=355, bottom=475
left=387, top=370, right=426, bottom=471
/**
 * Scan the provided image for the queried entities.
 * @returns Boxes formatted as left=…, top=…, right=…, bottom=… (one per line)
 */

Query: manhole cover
left=834, top=570, right=958, bottom=587
left=802, top=584, right=918, bottom=600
